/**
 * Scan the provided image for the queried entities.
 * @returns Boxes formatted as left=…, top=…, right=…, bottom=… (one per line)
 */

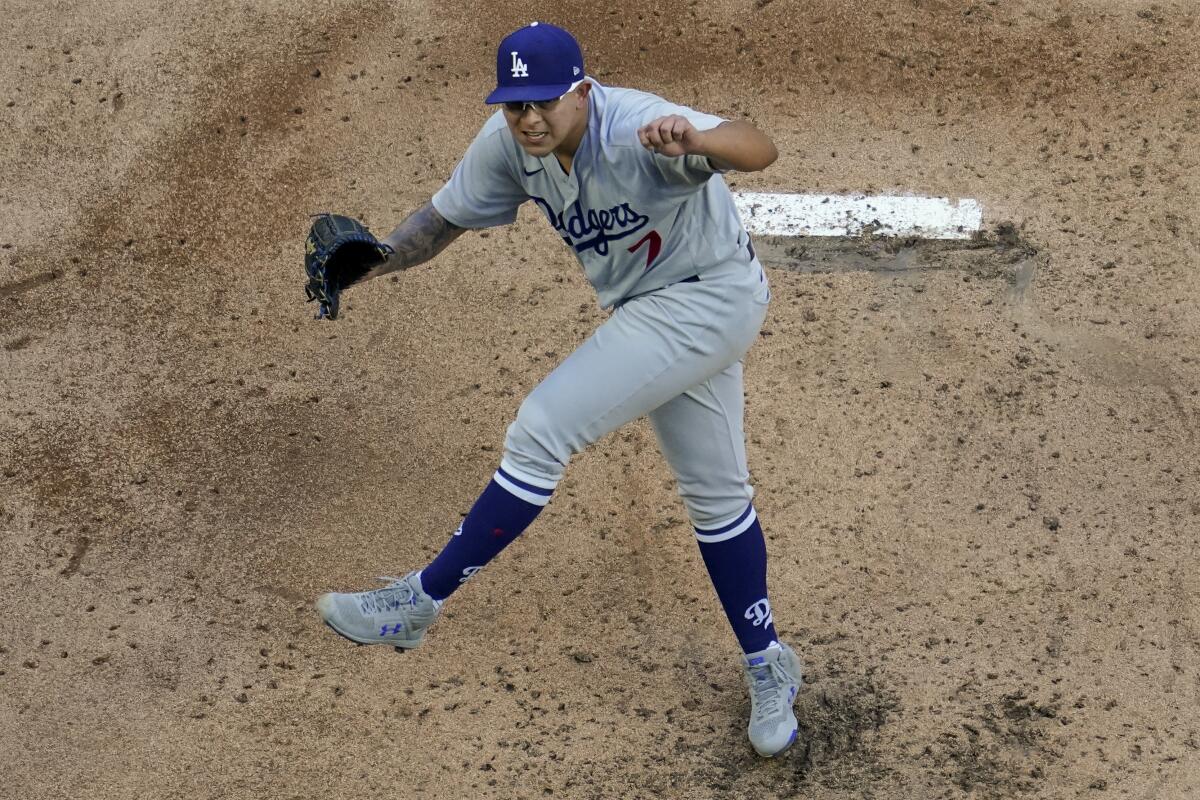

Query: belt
left=679, top=240, right=756, bottom=284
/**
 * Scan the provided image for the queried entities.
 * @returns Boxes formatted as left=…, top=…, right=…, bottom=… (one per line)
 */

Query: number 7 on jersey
left=628, top=230, right=662, bottom=271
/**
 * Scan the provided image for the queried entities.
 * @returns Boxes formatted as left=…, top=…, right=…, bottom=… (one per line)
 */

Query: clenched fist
left=638, top=115, right=705, bottom=158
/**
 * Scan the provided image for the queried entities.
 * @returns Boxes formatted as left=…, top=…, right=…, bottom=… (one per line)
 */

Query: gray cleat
left=742, top=641, right=804, bottom=756
left=316, top=571, right=442, bottom=651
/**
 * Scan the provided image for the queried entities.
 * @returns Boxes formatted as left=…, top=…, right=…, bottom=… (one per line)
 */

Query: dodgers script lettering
left=529, top=195, right=651, bottom=257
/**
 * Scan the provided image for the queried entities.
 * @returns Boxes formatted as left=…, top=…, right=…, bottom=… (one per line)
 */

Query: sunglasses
left=501, top=79, right=585, bottom=115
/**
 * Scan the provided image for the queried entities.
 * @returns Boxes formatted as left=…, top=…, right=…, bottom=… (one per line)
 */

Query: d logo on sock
left=744, top=599, right=773, bottom=628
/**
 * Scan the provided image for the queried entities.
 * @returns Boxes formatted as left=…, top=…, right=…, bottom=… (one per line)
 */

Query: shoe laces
left=357, top=575, right=417, bottom=614
left=746, top=661, right=787, bottom=718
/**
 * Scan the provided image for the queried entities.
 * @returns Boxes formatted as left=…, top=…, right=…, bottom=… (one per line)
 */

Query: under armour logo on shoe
left=380, top=623, right=405, bottom=636
left=744, top=599, right=773, bottom=628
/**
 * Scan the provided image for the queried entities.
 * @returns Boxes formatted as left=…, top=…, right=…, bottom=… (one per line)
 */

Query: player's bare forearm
left=364, top=202, right=466, bottom=280
left=694, top=121, right=778, bottom=172
left=640, top=116, right=778, bottom=172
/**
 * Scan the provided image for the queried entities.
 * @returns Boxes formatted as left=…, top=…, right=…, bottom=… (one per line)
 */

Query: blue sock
left=695, top=505, right=780, bottom=654
left=419, top=463, right=554, bottom=601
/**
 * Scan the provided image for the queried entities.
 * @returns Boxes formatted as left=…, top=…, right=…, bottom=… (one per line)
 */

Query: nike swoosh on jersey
left=523, top=166, right=545, bottom=176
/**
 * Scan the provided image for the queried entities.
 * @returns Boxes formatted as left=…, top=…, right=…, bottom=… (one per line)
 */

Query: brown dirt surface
left=2, top=1, right=1198, bottom=798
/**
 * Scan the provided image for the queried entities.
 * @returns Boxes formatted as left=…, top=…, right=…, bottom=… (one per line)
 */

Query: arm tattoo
left=371, top=202, right=466, bottom=277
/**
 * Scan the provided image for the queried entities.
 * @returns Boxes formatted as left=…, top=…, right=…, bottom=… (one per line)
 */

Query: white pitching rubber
left=734, top=192, right=983, bottom=240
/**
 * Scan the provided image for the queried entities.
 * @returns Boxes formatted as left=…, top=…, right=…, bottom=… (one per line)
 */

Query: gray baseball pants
left=499, top=253, right=770, bottom=529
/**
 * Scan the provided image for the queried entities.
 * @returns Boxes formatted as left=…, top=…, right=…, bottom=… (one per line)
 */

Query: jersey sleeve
left=432, top=115, right=528, bottom=229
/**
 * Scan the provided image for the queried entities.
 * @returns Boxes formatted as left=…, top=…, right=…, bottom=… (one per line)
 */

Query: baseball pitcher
left=311, top=21, right=802, bottom=757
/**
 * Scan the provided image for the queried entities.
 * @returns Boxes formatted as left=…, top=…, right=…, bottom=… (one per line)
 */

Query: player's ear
left=576, top=80, right=592, bottom=102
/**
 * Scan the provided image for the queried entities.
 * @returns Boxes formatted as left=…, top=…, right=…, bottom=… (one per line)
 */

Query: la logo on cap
left=486, top=22, right=584, bottom=106
left=510, top=51, right=529, bottom=78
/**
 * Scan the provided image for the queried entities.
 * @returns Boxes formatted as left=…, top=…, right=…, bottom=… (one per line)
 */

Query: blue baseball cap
left=486, top=22, right=585, bottom=104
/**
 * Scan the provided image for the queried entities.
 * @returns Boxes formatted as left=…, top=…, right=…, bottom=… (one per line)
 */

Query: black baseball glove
left=303, top=213, right=394, bottom=320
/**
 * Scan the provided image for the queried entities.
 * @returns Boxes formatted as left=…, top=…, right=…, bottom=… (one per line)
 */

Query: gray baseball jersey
left=430, top=79, right=770, bottom=531
left=432, top=80, right=753, bottom=308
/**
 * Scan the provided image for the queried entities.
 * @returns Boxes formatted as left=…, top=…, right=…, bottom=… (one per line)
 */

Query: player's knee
left=503, top=393, right=570, bottom=483
left=679, top=487, right=754, bottom=530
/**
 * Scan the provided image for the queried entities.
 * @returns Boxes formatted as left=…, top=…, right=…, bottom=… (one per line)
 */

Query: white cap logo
left=510, top=51, right=529, bottom=78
